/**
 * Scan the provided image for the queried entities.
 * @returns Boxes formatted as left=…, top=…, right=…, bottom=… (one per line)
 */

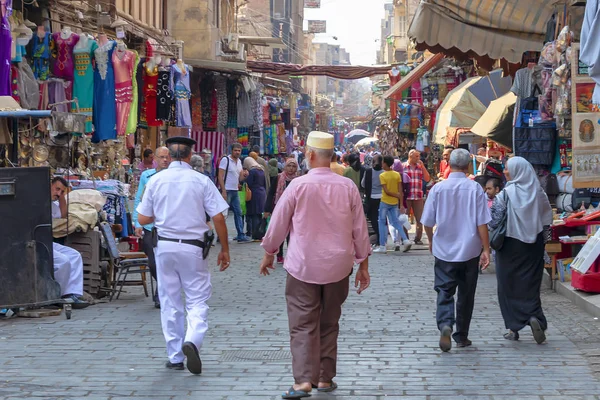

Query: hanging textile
left=191, top=95, right=202, bottom=128
left=170, top=63, right=192, bottom=127
left=270, top=124, right=279, bottom=154
left=264, top=125, right=273, bottom=154
left=112, top=47, right=136, bottom=136
left=215, top=76, right=228, bottom=132
left=226, top=79, right=238, bottom=128
left=126, top=50, right=140, bottom=135
left=73, top=37, right=98, bottom=133
left=48, top=79, right=68, bottom=112
left=143, top=62, right=161, bottom=126
left=191, top=130, right=224, bottom=159
left=225, top=127, right=237, bottom=151
left=237, top=90, right=253, bottom=127
left=199, top=75, right=214, bottom=129
left=32, top=31, right=51, bottom=80
left=92, top=40, right=117, bottom=143
left=238, top=127, right=249, bottom=157
left=51, top=32, right=80, bottom=81
left=0, top=0, right=12, bottom=96
left=156, top=69, right=172, bottom=122
left=276, top=123, right=286, bottom=154
left=9, top=64, right=18, bottom=103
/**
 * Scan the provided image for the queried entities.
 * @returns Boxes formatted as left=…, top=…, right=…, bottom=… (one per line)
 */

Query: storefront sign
left=304, top=0, right=321, bottom=8
left=307, top=20, right=326, bottom=34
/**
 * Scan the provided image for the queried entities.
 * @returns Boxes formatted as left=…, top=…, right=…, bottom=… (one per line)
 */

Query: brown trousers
left=406, top=198, right=424, bottom=241
left=285, top=273, right=350, bottom=386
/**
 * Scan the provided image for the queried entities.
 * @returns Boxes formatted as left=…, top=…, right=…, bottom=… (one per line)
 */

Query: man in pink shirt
left=260, top=131, right=371, bottom=399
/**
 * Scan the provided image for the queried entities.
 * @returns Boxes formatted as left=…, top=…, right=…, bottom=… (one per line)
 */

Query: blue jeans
left=227, top=190, right=244, bottom=239
left=378, top=202, right=408, bottom=246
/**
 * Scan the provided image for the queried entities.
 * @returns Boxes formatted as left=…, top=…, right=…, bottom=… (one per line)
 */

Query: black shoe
left=529, top=317, right=546, bottom=344
left=456, top=339, right=472, bottom=348
left=439, top=325, right=452, bottom=352
left=165, top=361, right=184, bottom=370
left=182, top=341, right=202, bottom=374
left=62, top=294, right=90, bottom=310
left=153, top=293, right=160, bottom=309
left=414, top=239, right=424, bottom=245
left=503, top=330, right=519, bottom=341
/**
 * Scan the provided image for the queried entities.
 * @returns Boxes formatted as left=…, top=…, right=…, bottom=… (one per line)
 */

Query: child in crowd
left=485, top=178, right=502, bottom=208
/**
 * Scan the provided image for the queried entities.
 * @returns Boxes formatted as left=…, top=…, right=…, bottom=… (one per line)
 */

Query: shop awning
left=187, top=59, right=248, bottom=74
left=382, top=53, right=445, bottom=99
left=408, top=0, right=556, bottom=64
left=246, top=61, right=393, bottom=79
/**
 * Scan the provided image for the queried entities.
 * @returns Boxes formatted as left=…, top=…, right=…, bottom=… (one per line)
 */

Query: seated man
left=50, top=177, right=89, bottom=309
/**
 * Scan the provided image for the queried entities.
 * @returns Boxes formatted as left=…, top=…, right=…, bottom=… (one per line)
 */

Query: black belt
left=158, top=236, right=205, bottom=248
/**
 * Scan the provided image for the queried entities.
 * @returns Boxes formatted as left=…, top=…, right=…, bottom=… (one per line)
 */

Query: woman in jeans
left=243, top=156, right=267, bottom=240
left=490, top=157, right=553, bottom=343
left=264, top=157, right=298, bottom=264
left=361, top=154, right=384, bottom=246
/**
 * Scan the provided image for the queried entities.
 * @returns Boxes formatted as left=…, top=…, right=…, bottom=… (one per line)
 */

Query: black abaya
left=496, top=232, right=547, bottom=332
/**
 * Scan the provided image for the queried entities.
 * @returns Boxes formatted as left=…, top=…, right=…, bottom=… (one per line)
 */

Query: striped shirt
left=404, top=162, right=425, bottom=200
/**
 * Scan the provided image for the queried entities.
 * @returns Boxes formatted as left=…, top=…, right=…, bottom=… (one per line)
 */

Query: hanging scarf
left=274, top=158, right=298, bottom=205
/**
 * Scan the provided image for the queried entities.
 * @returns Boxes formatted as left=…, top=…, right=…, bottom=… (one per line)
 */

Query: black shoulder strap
left=221, top=156, right=230, bottom=187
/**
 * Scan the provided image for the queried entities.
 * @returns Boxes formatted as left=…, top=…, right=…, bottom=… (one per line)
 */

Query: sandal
left=503, top=331, right=519, bottom=341
left=317, top=381, right=338, bottom=393
left=282, top=386, right=311, bottom=399
left=529, top=317, right=546, bottom=344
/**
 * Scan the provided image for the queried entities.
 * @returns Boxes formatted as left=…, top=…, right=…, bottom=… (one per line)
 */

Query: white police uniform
left=136, top=159, right=228, bottom=365
left=52, top=201, right=84, bottom=296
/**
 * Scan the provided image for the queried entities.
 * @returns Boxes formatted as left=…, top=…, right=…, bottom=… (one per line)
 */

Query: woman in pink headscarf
left=264, top=157, right=299, bottom=264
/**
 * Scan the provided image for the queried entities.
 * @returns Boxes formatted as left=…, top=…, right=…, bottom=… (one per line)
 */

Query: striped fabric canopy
left=408, top=0, right=556, bottom=63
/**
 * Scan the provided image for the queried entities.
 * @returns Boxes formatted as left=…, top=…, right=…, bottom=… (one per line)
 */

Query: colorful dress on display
left=143, top=63, right=161, bottom=126
left=0, top=0, right=12, bottom=96
left=156, top=69, right=172, bottom=122
left=126, top=50, right=140, bottom=135
left=112, top=47, right=136, bottom=136
left=51, top=32, right=79, bottom=81
left=73, top=38, right=98, bottom=133
left=170, top=63, right=192, bottom=127
left=92, top=40, right=117, bottom=143
left=32, top=32, right=51, bottom=80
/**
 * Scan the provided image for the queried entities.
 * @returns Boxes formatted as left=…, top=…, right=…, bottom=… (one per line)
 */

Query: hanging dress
left=73, top=38, right=98, bottom=133
left=0, top=0, right=12, bottom=96
left=143, top=63, right=161, bottom=126
left=112, top=47, right=135, bottom=136
left=92, top=40, right=117, bottom=143
left=126, top=50, right=140, bottom=135
left=51, top=32, right=79, bottom=81
left=156, top=68, right=172, bottom=122
left=170, top=63, right=192, bottom=127
left=32, top=31, right=51, bottom=80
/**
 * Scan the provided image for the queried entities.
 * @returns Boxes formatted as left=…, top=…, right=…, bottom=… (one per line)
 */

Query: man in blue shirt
left=133, top=146, right=171, bottom=308
left=421, top=149, right=491, bottom=353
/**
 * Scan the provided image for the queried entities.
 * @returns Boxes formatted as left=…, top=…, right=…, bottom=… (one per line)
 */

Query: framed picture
left=573, top=148, right=600, bottom=188
left=572, top=113, right=600, bottom=149
left=576, top=82, right=596, bottom=113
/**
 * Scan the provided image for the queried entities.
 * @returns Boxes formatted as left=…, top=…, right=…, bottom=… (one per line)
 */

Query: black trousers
left=434, top=256, right=480, bottom=342
left=142, top=229, right=158, bottom=284
left=366, top=198, right=381, bottom=245
left=278, top=234, right=290, bottom=258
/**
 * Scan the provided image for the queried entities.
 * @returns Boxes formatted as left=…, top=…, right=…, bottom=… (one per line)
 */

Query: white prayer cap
left=307, top=131, right=334, bottom=150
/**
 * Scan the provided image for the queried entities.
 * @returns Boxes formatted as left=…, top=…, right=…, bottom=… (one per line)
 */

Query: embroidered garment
left=92, top=40, right=117, bottom=143
left=169, top=63, right=191, bottom=127
left=156, top=69, right=172, bottom=121
left=143, top=63, right=161, bottom=126
left=73, top=38, right=98, bottom=133
left=9, top=64, right=18, bottom=102
left=126, top=50, right=140, bottom=135
left=112, top=48, right=136, bottom=136
left=51, top=32, right=79, bottom=81
left=32, top=32, right=51, bottom=80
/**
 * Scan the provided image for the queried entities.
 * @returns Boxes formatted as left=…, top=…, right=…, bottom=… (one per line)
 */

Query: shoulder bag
left=245, top=183, right=252, bottom=202
left=490, top=193, right=510, bottom=251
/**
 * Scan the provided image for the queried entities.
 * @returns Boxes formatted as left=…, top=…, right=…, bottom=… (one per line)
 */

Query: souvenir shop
left=379, top=59, right=476, bottom=174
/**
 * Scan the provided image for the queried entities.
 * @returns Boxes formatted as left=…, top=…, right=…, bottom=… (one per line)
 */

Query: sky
left=304, top=0, right=391, bottom=66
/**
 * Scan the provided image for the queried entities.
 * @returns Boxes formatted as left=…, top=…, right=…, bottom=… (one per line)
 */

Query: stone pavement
left=3, top=235, right=600, bottom=399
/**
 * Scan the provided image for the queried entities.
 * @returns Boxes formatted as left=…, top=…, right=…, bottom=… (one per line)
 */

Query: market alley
left=2, top=237, right=600, bottom=400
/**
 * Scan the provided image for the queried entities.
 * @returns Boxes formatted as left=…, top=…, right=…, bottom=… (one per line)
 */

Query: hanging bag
left=245, top=182, right=252, bottom=202
left=490, top=193, right=511, bottom=251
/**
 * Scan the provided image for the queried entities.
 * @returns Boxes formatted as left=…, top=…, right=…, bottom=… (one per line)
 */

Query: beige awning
left=239, top=36, right=287, bottom=49
left=408, top=0, right=556, bottom=63
left=382, top=53, right=445, bottom=99
left=187, top=59, right=247, bottom=74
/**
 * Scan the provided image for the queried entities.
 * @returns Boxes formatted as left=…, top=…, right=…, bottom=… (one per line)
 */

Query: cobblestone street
left=3, top=234, right=600, bottom=400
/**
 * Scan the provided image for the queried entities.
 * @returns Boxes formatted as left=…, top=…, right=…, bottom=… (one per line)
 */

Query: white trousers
left=155, top=241, right=212, bottom=363
left=52, top=242, right=84, bottom=297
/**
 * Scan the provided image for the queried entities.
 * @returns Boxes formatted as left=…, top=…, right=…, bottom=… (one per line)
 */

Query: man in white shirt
left=50, top=177, right=89, bottom=309
left=217, top=143, right=251, bottom=242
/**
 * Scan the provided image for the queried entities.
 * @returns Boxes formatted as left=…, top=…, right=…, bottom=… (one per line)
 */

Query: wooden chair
left=99, top=222, right=153, bottom=301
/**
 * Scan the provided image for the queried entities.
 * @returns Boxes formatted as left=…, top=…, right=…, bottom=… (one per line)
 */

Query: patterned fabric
left=92, top=40, right=117, bottom=143
left=126, top=50, right=140, bottom=135
left=0, top=4, right=12, bottom=96
left=191, top=130, right=224, bottom=164
left=156, top=69, right=172, bottom=122
left=170, top=63, right=192, bottom=127
left=73, top=38, right=98, bottom=133
left=112, top=48, right=136, bottom=136
left=51, top=32, right=79, bottom=81
left=191, top=95, right=202, bottom=127
left=143, top=63, right=161, bottom=126
left=237, top=90, right=253, bottom=127
left=226, top=79, right=238, bottom=128
left=216, top=76, right=228, bottom=132
left=403, top=162, right=424, bottom=200
left=32, top=32, right=51, bottom=80
left=10, top=64, right=18, bottom=103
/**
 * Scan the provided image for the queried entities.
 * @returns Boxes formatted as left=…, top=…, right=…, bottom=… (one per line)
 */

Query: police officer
left=137, top=136, right=230, bottom=374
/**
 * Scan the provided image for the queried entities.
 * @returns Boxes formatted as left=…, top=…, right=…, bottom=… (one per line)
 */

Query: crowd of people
left=45, top=131, right=554, bottom=399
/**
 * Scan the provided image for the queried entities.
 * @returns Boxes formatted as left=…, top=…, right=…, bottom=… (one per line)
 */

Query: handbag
left=244, top=183, right=252, bottom=201
left=490, top=193, right=510, bottom=251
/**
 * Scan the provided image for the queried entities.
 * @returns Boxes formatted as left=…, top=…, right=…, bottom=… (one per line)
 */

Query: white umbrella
left=355, top=137, right=379, bottom=148
left=345, top=129, right=371, bottom=143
